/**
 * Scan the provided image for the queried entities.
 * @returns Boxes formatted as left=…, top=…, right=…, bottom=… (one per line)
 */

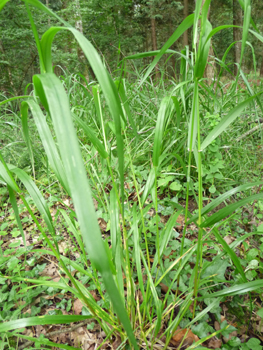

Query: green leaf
left=158, top=175, right=174, bottom=188
left=170, top=181, right=182, bottom=191
left=257, top=308, right=263, bottom=318
left=208, top=185, right=216, bottom=194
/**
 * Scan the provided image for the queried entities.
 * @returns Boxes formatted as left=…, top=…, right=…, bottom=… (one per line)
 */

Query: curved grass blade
left=33, top=73, right=138, bottom=350
left=8, top=185, right=26, bottom=248
left=0, top=95, right=31, bottom=107
left=22, top=100, right=70, bottom=193
left=41, top=26, right=125, bottom=208
left=201, top=193, right=263, bottom=228
left=199, top=279, right=263, bottom=299
left=0, top=315, right=93, bottom=333
left=201, top=94, right=261, bottom=151
left=153, top=96, right=174, bottom=167
left=74, top=115, right=108, bottom=159
left=115, top=79, right=137, bottom=138
left=21, top=104, right=35, bottom=178
left=9, top=333, right=80, bottom=350
left=0, top=153, right=20, bottom=192
left=125, top=49, right=176, bottom=60
left=9, top=166, right=57, bottom=242
left=0, top=0, right=9, bottom=11
left=212, top=227, right=246, bottom=283
left=188, top=181, right=263, bottom=224
left=140, top=14, right=194, bottom=86
left=195, top=20, right=212, bottom=79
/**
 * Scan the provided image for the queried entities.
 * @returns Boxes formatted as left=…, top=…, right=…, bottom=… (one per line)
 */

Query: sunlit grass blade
left=33, top=73, right=138, bottom=349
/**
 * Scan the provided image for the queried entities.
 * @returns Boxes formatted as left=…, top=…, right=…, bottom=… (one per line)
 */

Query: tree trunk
left=183, top=0, right=189, bottom=46
left=233, top=0, right=242, bottom=75
left=150, top=9, right=160, bottom=80
left=260, top=55, right=263, bottom=77
left=0, top=39, right=17, bottom=94
left=74, top=0, right=90, bottom=84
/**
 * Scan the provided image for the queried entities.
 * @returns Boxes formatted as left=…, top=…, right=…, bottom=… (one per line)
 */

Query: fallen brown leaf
left=207, top=337, right=222, bottom=349
left=170, top=328, right=199, bottom=347
left=73, top=299, right=83, bottom=315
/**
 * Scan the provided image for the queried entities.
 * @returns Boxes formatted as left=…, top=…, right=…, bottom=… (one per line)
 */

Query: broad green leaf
left=201, top=94, right=259, bottom=151
left=40, top=26, right=125, bottom=208
left=23, top=100, right=70, bottom=193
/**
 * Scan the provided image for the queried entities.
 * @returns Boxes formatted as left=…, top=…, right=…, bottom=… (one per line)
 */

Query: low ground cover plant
left=0, top=0, right=263, bottom=349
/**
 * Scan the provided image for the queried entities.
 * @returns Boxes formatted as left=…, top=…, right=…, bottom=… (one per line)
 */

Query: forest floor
left=1, top=184, right=263, bottom=350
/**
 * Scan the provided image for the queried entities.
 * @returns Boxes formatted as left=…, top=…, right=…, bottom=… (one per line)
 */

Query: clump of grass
left=1, top=0, right=263, bottom=349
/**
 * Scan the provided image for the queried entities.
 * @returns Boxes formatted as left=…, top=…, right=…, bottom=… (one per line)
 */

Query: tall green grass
left=0, top=0, right=263, bottom=349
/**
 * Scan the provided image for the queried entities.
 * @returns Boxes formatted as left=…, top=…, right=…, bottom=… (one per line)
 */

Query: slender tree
left=183, top=0, right=189, bottom=46
left=233, top=0, right=242, bottom=75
